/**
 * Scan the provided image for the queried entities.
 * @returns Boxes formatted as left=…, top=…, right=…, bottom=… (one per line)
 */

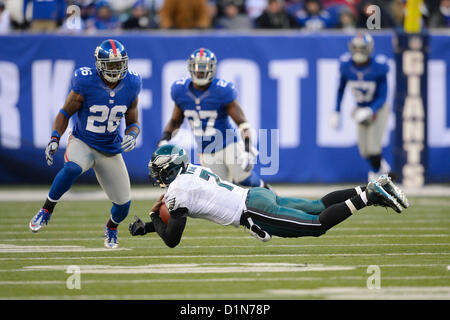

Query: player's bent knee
left=64, top=161, right=83, bottom=178
left=110, top=200, right=131, bottom=224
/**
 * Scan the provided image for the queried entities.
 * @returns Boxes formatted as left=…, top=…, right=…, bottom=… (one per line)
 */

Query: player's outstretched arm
left=128, top=216, right=156, bottom=236
left=158, top=104, right=184, bottom=147
left=151, top=208, right=187, bottom=248
left=45, top=90, right=83, bottom=166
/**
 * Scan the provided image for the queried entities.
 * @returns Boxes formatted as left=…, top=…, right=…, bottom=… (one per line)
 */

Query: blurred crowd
left=0, top=0, right=448, bottom=34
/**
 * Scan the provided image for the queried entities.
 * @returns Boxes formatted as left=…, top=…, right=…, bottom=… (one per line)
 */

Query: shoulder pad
left=339, top=53, right=352, bottom=63
left=127, top=69, right=141, bottom=80
left=74, top=67, right=94, bottom=78
left=374, top=54, right=388, bottom=65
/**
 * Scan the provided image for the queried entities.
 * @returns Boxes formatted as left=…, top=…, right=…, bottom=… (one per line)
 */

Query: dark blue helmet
left=95, top=39, right=128, bottom=83
left=349, top=32, right=374, bottom=64
left=188, top=48, right=217, bottom=86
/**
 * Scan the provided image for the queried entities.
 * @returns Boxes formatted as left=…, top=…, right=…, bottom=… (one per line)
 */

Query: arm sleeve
left=170, top=82, right=181, bottom=106
left=70, top=70, right=83, bottom=95
left=144, top=221, right=155, bottom=233
left=335, top=72, right=347, bottom=112
left=151, top=209, right=187, bottom=248
left=369, top=70, right=388, bottom=113
left=135, top=74, right=142, bottom=99
left=222, top=82, right=237, bottom=106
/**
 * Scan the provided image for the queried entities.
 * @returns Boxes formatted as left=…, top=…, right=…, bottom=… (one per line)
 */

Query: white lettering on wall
left=428, top=60, right=450, bottom=147
left=32, top=60, right=75, bottom=148
left=128, top=59, right=152, bottom=148
left=0, top=62, right=21, bottom=149
left=217, top=59, right=260, bottom=131
left=269, top=59, right=308, bottom=148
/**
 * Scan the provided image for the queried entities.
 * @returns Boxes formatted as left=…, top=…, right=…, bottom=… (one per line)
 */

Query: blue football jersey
left=171, top=77, right=238, bottom=152
left=335, top=54, right=389, bottom=113
left=70, top=67, right=142, bottom=154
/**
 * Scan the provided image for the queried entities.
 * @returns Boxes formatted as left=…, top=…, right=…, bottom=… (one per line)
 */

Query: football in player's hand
left=159, top=202, right=170, bottom=225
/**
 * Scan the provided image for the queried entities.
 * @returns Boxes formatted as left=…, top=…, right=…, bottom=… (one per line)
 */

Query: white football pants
left=198, top=142, right=252, bottom=183
left=64, top=134, right=131, bottom=205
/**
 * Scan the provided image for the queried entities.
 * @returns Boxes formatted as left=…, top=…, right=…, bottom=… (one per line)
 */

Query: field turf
left=0, top=196, right=449, bottom=300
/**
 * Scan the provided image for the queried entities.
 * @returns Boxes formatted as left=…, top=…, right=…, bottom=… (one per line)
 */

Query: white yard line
left=0, top=252, right=448, bottom=264
left=0, top=275, right=448, bottom=286
left=19, top=263, right=356, bottom=274
left=0, top=240, right=449, bottom=249
left=3, top=286, right=450, bottom=300
left=0, top=244, right=129, bottom=253
left=0, top=233, right=448, bottom=239
left=266, top=286, right=450, bottom=300
left=0, top=184, right=449, bottom=202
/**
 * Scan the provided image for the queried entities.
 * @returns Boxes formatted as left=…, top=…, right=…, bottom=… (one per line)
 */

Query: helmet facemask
left=148, top=154, right=185, bottom=188
left=95, top=47, right=128, bottom=83
left=349, top=35, right=373, bottom=64
left=188, top=55, right=216, bottom=86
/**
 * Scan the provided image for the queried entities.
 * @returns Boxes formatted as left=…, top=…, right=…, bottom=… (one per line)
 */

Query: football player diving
left=29, top=39, right=142, bottom=249
left=157, top=48, right=271, bottom=190
left=129, top=144, right=409, bottom=248
left=329, top=33, right=393, bottom=181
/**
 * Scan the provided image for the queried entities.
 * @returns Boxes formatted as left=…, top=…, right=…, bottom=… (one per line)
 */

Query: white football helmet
left=349, top=33, right=374, bottom=64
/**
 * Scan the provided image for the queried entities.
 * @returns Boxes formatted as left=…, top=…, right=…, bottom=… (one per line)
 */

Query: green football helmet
left=148, top=144, right=189, bottom=187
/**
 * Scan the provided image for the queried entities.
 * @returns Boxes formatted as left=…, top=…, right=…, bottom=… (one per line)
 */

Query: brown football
left=158, top=202, right=170, bottom=225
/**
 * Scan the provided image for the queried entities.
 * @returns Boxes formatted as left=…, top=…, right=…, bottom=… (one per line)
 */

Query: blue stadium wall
left=0, top=31, right=449, bottom=184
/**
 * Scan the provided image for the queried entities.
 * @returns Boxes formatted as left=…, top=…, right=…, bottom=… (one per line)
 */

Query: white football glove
left=45, top=139, right=59, bottom=166
left=121, top=134, right=137, bottom=152
left=240, top=145, right=258, bottom=172
left=329, top=111, right=340, bottom=129
left=352, top=107, right=374, bottom=125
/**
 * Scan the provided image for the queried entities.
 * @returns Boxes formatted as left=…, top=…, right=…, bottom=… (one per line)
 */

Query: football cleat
left=246, top=217, right=271, bottom=242
left=104, top=226, right=119, bottom=249
left=376, top=174, right=409, bottom=208
left=366, top=180, right=403, bottom=213
left=29, top=208, right=51, bottom=233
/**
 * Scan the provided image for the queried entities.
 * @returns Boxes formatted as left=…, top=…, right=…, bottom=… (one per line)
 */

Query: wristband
left=126, top=123, right=141, bottom=132
left=51, top=130, right=61, bottom=142
left=59, top=109, right=70, bottom=119
left=128, top=130, right=138, bottom=139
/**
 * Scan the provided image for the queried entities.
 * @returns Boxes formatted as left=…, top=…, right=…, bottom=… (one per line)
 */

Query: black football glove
left=128, top=216, right=147, bottom=236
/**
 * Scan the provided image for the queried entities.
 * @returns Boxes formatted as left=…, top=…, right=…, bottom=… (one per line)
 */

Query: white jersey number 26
left=86, top=105, right=127, bottom=133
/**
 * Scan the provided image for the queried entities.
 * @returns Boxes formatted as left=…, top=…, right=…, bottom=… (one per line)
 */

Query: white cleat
left=104, top=227, right=119, bottom=249
left=29, top=209, right=51, bottom=233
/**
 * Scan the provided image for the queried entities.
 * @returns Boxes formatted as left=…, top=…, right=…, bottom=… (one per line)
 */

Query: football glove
left=121, top=133, right=137, bottom=152
left=45, top=138, right=59, bottom=166
left=329, top=111, right=340, bottom=129
left=128, top=216, right=147, bottom=236
left=353, top=107, right=374, bottom=125
left=240, top=145, right=258, bottom=172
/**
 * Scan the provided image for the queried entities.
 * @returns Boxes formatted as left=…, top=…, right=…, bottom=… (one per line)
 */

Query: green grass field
left=0, top=195, right=449, bottom=300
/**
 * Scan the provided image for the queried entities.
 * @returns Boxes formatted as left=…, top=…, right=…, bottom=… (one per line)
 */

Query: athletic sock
left=319, top=191, right=369, bottom=230
left=106, top=218, right=118, bottom=229
left=42, top=198, right=57, bottom=214
left=321, top=186, right=366, bottom=208
left=367, top=155, right=382, bottom=172
left=344, top=191, right=369, bottom=214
